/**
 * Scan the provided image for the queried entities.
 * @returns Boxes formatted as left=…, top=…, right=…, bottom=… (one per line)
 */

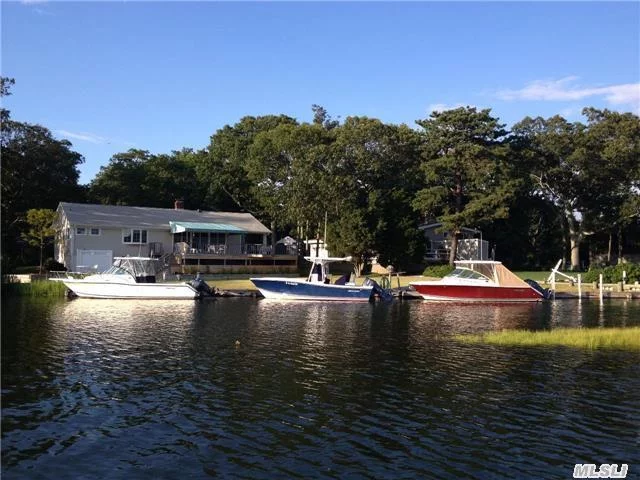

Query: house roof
left=57, top=202, right=271, bottom=234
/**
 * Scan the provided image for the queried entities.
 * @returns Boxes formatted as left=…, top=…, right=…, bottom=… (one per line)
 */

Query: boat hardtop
left=304, top=256, right=357, bottom=284
left=86, top=256, right=166, bottom=283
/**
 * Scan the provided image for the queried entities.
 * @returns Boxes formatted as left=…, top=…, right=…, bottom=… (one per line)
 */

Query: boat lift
left=547, top=259, right=578, bottom=299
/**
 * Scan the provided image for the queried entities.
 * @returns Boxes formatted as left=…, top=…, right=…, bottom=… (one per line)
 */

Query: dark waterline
left=2, top=298, right=639, bottom=479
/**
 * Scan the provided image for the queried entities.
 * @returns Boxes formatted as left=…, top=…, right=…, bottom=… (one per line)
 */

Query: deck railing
left=173, top=243, right=296, bottom=256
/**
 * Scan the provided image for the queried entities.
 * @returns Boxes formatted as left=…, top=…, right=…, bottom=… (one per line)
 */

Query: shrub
left=422, top=264, right=455, bottom=278
left=44, top=258, right=67, bottom=272
left=582, top=263, right=640, bottom=283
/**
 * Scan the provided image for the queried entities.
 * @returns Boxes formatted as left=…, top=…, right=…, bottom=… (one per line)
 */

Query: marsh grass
left=2, top=280, right=68, bottom=297
left=456, top=327, right=640, bottom=351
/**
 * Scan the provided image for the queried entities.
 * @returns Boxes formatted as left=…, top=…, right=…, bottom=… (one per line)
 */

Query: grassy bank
left=208, top=274, right=429, bottom=291
left=2, top=280, right=68, bottom=297
left=455, top=327, right=640, bottom=351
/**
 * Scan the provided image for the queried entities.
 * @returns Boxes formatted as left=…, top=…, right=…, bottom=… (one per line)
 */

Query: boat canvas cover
left=466, top=262, right=529, bottom=287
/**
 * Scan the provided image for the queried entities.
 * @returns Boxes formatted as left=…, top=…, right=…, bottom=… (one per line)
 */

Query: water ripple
left=2, top=298, right=639, bottom=478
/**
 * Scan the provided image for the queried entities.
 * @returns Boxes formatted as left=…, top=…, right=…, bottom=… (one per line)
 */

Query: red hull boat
left=410, top=261, right=546, bottom=302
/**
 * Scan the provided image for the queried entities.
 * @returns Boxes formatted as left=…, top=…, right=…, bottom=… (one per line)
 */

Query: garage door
left=76, top=250, right=112, bottom=272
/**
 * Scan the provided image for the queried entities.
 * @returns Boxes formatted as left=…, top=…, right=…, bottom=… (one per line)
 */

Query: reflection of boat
left=251, top=257, right=389, bottom=302
left=410, top=261, right=546, bottom=302
left=53, top=257, right=211, bottom=299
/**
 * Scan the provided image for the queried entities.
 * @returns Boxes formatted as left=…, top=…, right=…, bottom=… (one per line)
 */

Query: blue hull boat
left=251, top=256, right=390, bottom=302
left=250, top=277, right=374, bottom=301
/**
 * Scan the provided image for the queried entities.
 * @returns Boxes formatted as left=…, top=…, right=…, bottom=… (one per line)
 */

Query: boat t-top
left=410, top=260, right=547, bottom=302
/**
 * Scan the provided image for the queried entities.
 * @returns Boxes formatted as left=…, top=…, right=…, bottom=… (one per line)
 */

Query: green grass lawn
left=209, top=274, right=428, bottom=291
left=455, top=327, right=640, bottom=350
left=208, top=271, right=600, bottom=293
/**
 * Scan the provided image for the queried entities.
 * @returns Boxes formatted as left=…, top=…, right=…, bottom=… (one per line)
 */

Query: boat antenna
left=323, top=211, right=327, bottom=249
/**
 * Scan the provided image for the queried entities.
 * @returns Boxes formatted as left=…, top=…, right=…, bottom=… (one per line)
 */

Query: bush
left=582, top=263, right=640, bottom=283
left=422, top=264, right=455, bottom=278
left=44, top=258, right=67, bottom=272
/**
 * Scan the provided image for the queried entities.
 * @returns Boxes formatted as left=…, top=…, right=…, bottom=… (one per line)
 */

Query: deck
left=171, top=243, right=298, bottom=274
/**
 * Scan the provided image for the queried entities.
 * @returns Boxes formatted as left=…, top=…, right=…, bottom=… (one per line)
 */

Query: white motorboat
left=53, top=257, right=211, bottom=299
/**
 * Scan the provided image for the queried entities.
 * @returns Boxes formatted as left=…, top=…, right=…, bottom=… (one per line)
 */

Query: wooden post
left=577, top=274, right=582, bottom=300
left=599, top=274, right=604, bottom=302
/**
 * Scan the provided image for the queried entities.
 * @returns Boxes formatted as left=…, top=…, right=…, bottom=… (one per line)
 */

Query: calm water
left=2, top=298, right=639, bottom=479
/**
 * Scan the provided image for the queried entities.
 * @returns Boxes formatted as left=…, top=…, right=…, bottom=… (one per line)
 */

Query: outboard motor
left=189, top=277, right=215, bottom=297
left=363, top=277, right=394, bottom=302
left=525, top=279, right=551, bottom=299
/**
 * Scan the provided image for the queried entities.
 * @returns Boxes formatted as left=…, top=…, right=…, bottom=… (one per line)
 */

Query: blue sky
left=3, top=1, right=639, bottom=184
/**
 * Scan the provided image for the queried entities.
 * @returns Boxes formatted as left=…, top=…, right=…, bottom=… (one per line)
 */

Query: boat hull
left=250, top=278, right=374, bottom=302
left=60, top=279, right=199, bottom=299
left=410, top=283, right=543, bottom=302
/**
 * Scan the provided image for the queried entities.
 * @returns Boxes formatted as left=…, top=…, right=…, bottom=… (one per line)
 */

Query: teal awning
left=170, top=221, right=246, bottom=234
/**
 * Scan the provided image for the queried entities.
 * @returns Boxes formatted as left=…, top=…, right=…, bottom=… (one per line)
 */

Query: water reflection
left=2, top=297, right=639, bottom=479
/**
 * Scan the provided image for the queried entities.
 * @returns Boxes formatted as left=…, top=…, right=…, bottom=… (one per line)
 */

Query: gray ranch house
left=54, top=202, right=297, bottom=274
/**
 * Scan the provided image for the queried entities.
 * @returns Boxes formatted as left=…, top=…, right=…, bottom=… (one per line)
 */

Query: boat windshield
left=448, top=268, right=491, bottom=282
left=103, top=266, right=131, bottom=276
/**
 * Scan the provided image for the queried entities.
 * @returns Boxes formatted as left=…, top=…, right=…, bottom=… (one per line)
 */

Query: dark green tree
left=88, top=148, right=207, bottom=209
left=413, top=107, right=517, bottom=265
left=198, top=115, right=298, bottom=213
left=21, top=208, right=57, bottom=274
left=246, top=122, right=333, bottom=247
left=88, top=149, right=150, bottom=205
left=511, top=109, right=639, bottom=269
left=579, top=108, right=640, bottom=263
left=328, top=117, right=424, bottom=272
left=1, top=78, right=84, bottom=269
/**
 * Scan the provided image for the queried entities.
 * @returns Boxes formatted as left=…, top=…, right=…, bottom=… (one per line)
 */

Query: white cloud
left=427, top=102, right=469, bottom=113
left=57, top=130, right=107, bottom=144
left=495, top=77, right=640, bottom=112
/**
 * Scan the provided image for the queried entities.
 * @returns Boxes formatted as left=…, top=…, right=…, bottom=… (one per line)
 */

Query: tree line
left=2, top=78, right=639, bottom=272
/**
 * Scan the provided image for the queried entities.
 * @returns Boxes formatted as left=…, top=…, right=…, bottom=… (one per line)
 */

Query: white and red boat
left=410, top=261, right=547, bottom=302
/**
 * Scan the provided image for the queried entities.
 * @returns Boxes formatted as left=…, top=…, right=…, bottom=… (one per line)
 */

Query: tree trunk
left=617, top=225, right=624, bottom=264
left=607, top=231, right=613, bottom=265
left=39, top=241, right=44, bottom=274
left=270, top=220, right=276, bottom=256
left=449, top=171, right=463, bottom=267
left=567, top=215, right=582, bottom=271
left=448, top=231, right=459, bottom=266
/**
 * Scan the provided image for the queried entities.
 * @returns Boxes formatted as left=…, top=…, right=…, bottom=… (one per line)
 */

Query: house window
left=76, top=227, right=86, bottom=235
left=90, top=228, right=101, bottom=236
left=123, top=229, right=147, bottom=244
